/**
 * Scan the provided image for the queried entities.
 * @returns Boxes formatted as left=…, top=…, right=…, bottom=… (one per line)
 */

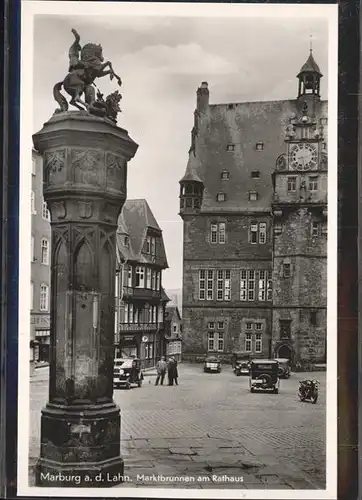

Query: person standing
left=167, top=356, right=178, bottom=386
left=155, top=356, right=167, bottom=386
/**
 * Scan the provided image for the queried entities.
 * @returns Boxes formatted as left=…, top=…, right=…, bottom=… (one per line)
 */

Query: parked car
left=249, top=359, right=280, bottom=394
left=113, top=357, right=144, bottom=389
left=274, top=357, right=291, bottom=378
left=234, top=360, right=251, bottom=376
left=203, top=356, right=221, bottom=373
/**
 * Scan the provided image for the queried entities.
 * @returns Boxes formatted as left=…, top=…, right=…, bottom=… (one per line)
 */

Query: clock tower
left=271, top=65, right=327, bottom=367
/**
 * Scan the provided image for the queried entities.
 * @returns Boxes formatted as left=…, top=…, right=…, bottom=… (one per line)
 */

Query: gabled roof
left=161, top=288, right=171, bottom=302
left=297, top=51, right=322, bottom=76
left=116, top=199, right=168, bottom=268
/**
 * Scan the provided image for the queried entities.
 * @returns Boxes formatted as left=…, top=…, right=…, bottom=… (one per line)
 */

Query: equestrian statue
left=53, top=29, right=122, bottom=116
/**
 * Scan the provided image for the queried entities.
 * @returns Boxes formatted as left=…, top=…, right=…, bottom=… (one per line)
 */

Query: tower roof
left=297, top=50, right=322, bottom=77
left=179, top=152, right=203, bottom=183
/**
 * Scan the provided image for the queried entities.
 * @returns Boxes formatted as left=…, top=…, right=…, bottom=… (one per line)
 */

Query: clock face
left=290, top=143, right=318, bottom=170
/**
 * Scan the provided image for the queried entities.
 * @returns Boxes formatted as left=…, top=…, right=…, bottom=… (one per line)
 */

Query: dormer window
left=124, top=236, right=129, bottom=247
left=249, top=191, right=258, bottom=201
left=256, top=142, right=264, bottom=151
left=226, top=144, right=235, bottom=152
left=251, top=170, right=260, bottom=179
left=217, top=192, right=226, bottom=202
left=221, top=170, right=229, bottom=180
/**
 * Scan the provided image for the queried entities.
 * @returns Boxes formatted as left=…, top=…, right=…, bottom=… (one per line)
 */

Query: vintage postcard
left=18, top=1, right=338, bottom=498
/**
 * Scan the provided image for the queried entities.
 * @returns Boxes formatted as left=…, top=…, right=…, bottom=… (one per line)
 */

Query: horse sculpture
left=53, top=29, right=122, bottom=113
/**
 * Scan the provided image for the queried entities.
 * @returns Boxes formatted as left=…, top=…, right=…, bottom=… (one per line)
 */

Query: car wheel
left=274, top=388, right=279, bottom=394
left=250, top=387, right=255, bottom=393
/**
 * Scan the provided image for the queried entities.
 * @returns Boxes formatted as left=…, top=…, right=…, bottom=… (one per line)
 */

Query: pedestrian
left=155, top=356, right=167, bottom=386
left=174, top=358, right=179, bottom=386
left=167, top=356, right=178, bottom=386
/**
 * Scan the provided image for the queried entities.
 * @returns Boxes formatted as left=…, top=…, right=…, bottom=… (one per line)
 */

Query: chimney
left=196, top=81, right=209, bottom=113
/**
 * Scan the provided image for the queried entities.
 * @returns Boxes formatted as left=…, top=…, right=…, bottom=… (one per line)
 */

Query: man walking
left=155, top=356, right=167, bottom=386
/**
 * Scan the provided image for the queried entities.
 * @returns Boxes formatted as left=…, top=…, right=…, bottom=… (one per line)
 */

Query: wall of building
left=30, top=150, right=51, bottom=363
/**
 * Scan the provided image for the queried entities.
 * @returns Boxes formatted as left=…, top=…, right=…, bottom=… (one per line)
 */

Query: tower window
left=256, top=142, right=264, bottom=151
left=221, top=170, right=229, bottom=180
left=251, top=170, right=260, bottom=179
left=279, top=320, right=291, bottom=339
left=310, top=311, right=318, bottom=326
left=249, top=192, right=258, bottom=201
left=283, top=263, right=291, bottom=278
left=226, top=144, right=235, bottom=152
left=185, top=198, right=192, bottom=208
left=287, top=176, right=297, bottom=192
left=217, top=192, right=226, bottom=202
left=308, top=176, right=318, bottom=191
left=311, top=222, right=320, bottom=237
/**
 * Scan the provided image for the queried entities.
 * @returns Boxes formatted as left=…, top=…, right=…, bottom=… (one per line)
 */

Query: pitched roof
left=116, top=199, right=168, bottom=267
left=165, top=305, right=181, bottom=321
left=298, top=51, right=322, bottom=76
left=181, top=98, right=328, bottom=213
left=180, top=153, right=203, bottom=183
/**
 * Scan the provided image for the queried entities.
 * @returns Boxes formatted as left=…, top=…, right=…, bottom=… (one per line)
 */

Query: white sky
left=32, top=10, right=329, bottom=291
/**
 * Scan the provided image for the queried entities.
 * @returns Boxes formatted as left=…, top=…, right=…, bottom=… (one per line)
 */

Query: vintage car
left=249, top=359, right=280, bottom=394
left=113, top=357, right=144, bottom=389
left=274, top=357, right=291, bottom=379
left=203, top=356, right=221, bottom=373
left=234, top=360, right=251, bottom=376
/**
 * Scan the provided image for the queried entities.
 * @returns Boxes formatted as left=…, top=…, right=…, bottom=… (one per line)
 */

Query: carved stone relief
left=106, top=152, right=125, bottom=191
left=72, top=149, right=102, bottom=186
left=77, top=201, right=93, bottom=219
left=44, top=149, right=66, bottom=186
left=52, top=201, right=67, bottom=219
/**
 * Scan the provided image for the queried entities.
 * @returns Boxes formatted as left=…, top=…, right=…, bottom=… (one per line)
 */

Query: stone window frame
left=39, top=283, right=49, bottom=312
left=221, top=170, right=230, bottom=180
left=283, top=263, right=291, bottom=278
left=255, top=142, right=264, bottom=151
left=287, top=176, right=297, bottom=192
left=245, top=333, right=252, bottom=352
left=259, top=223, right=267, bottom=244
left=255, top=333, right=263, bottom=353
left=42, top=200, right=50, bottom=220
left=41, top=238, right=49, bottom=265
left=310, top=311, right=318, bottom=326
left=308, top=175, right=319, bottom=191
left=279, top=319, right=292, bottom=339
left=199, top=270, right=206, bottom=300
left=217, top=192, right=226, bottom=202
left=311, top=221, right=320, bottom=237
left=226, top=144, right=235, bottom=152
left=249, top=191, right=258, bottom=201
left=207, top=330, right=224, bottom=352
left=251, top=170, right=260, bottom=179
left=210, top=222, right=226, bottom=244
left=206, top=270, right=214, bottom=300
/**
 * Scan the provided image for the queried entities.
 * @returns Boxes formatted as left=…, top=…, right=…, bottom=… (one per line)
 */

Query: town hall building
left=179, top=51, right=328, bottom=367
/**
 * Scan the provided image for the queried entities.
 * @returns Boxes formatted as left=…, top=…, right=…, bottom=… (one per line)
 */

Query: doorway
left=277, top=344, right=292, bottom=360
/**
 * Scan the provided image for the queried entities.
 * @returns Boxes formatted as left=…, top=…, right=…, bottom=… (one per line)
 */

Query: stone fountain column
left=33, top=111, right=138, bottom=487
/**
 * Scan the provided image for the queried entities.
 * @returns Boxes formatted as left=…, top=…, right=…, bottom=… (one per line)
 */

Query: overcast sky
left=32, top=8, right=330, bottom=291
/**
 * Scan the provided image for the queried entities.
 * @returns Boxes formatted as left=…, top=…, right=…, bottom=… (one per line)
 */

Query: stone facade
left=180, top=52, right=327, bottom=366
left=30, top=150, right=51, bottom=364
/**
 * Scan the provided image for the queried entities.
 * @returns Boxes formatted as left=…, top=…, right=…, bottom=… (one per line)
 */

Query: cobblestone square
left=29, top=363, right=326, bottom=490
